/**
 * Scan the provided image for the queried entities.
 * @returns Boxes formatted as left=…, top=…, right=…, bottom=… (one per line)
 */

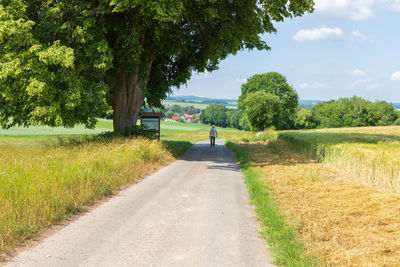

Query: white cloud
left=314, top=0, right=376, bottom=21
left=298, top=82, right=326, bottom=89
left=392, top=0, right=400, bottom=11
left=349, top=78, right=379, bottom=90
left=351, top=69, right=366, bottom=76
left=350, top=78, right=371, bottom=89
left=390, top=71, right=400, bottom=80
left=193, top=70, right=212, bottom=79
left=235, top=78, right=247, bottom=83
left=293, top=27, right=343, bottom=41
left=314, top=0, right=400, bottom=19
left=351, top=30, right=374, bottom=42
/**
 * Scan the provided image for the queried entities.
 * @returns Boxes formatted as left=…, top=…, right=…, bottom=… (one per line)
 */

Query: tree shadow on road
left=178, top=142, right=242, bottom=173
left=206, top=164, right=240, bottom=172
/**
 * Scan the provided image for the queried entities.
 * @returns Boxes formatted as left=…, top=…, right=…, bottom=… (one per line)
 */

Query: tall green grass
left=235, top=131, right=277, bottom=143
left=279, top=130, right=400, bottom=193
left=0, top=137, right=172, bottom=258
left=226, top=142, right=317, bottom=267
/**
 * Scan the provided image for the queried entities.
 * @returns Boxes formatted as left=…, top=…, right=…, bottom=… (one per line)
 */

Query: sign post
left=140, top=112, right=162, bottom=140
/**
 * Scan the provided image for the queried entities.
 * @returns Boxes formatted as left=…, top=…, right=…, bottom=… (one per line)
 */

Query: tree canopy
left=240, top=91, right=281, bottom=131
left=0, top=0, right=314, bottom=132
left=227, top=109, right=244, bottom=130
left=239, top=72, right=298, bottom=130
left=309, top=96, right=399, bottom=129
left=294, top=108, right=315, bottom=129
left=200, top=104, right=228, bottom=127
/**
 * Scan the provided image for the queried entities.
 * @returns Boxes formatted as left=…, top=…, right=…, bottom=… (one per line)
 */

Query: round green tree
left=227, top=109, right=244, bottom=129
left=165, top=110, right=174, bottom=119
left=241, top=91, right=281, bottom=131
left=0, top=1, right=313, bottom=132
left=294, top=109, right=315, bottom=129
left=239, top=72, right=299, bottom=129
left=201, top=104, right=228, bottom=127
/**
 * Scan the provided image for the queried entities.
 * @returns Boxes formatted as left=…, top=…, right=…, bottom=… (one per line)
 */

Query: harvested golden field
left=241, top=139, right=400, bottom=266
left=310, top=125, right=400, bottom=136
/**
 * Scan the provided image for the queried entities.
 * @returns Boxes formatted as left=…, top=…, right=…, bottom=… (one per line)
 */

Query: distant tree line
left=294, top=96, right=400, bottom=129
left=170, top=99, right=231, bottom=106
left=200, top=104, right=250, bottom=130
left=164, top=105, right=202, bottom=118
left=201, top=100, right=229, bottom=105
left=170, top=95, right=400, bottom=131
left=235, top=72, right=400, bottom=131
left=166, top=71, right=400, bottom=132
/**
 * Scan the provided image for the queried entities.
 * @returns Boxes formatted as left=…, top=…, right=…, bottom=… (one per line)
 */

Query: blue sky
left=172, top=0, right=400, bottom=101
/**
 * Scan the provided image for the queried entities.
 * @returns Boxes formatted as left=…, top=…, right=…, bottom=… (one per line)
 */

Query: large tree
left=239, top=72, right=299, bottom=129
left=0, top=0, right=314, bottom=133
left=241, top=91, right=281, bottom=131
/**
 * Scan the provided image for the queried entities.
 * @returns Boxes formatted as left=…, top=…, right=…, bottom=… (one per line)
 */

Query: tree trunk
left=112, top=72, right=146, bottom=133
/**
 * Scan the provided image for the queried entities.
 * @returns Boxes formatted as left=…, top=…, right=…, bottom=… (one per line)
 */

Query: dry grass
left=325, top=142, right=400, bottom=193
left=243, top=140, right=400, bottom=266
left=0, top=137, right=173, bottom=260
left=279, top=126, right=400, bottom=194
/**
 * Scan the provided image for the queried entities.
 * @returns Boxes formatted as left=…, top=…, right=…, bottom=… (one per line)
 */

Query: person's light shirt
left=210, top=127, right=217, bottom=137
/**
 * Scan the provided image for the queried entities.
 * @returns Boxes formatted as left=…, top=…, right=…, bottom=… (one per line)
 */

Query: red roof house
left=171, top=116, right=180, bottom=121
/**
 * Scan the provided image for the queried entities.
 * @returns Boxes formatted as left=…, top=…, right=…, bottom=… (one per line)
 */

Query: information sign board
left=140, top=112, right=162, bottom=140
left=142, top=118, right=159, bottom=131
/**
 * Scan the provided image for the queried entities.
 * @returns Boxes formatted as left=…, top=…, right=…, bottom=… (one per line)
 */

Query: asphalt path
left=7, top=139, right=274, bottom=267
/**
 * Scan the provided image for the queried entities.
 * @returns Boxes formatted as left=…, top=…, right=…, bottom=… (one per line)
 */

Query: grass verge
left=161, top=140, right=193, bottom=158
left=226, top=141, right=317, bottom=267
left=0, top=137, right=175, bottom=260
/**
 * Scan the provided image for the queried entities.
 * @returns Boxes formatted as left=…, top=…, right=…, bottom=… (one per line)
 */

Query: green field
left=0, top=119, right=243, bottom=142
left=0, top=119, right=200, bottom=136
left=0, top=124, right=109, bottom=136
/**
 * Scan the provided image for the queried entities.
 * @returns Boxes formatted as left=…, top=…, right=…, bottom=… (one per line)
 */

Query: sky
left=171, top=0, right=400, bottom=102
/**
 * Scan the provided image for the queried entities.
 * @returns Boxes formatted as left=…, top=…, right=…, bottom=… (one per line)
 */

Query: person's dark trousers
left=210, top=136, right=215, bottom=147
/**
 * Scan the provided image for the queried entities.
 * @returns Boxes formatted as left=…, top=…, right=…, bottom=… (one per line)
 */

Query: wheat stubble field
left=234, top=126, right=400, bottom=266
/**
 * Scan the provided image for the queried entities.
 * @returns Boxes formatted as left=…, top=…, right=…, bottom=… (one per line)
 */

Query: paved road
left=7, top=139, right=274, bottom=267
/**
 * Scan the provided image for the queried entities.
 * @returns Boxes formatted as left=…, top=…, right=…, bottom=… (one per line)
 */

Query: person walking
left=209, top=125, right=218, bottom=147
